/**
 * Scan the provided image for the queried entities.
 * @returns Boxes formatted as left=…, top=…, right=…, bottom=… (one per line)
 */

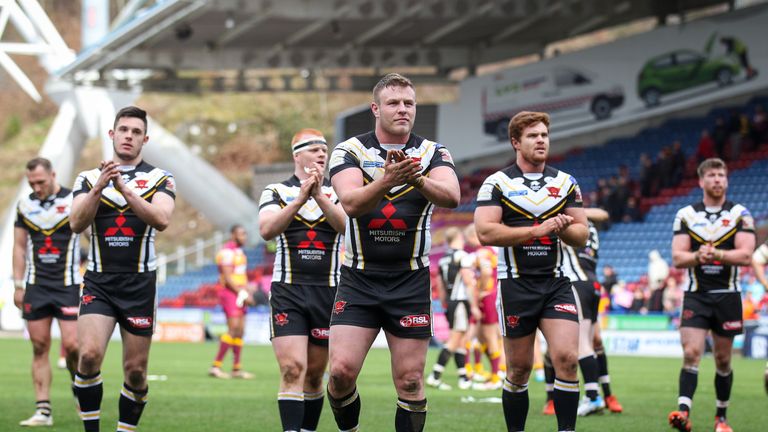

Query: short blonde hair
left=697, top=158, right=727, bottom=178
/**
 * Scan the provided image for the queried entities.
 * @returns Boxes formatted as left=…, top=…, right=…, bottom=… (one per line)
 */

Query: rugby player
left=259, top=128, right=346, bottom=432
left=326, top=73, right=460, bottom=431
left=474, top=111, right=588, bottom=432
left=668, top=158, right=754, bottom=432
left=13, top=157, right=81, bottom=426
left=426, top=227, right=477, bottom=391
left=70, top=106, right=175, bottom=432
left=209, top=224, right=255, bottom=379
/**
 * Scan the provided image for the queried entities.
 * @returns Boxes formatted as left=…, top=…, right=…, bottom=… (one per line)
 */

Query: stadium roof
left=55, top=0, right=731, bottom=91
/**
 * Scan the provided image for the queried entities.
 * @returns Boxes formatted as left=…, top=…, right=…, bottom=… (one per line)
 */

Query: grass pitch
left=1, top=337, right=765, bottom=431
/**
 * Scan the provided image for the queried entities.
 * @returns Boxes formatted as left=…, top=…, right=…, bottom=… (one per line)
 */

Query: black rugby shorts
left=498, top=276, right=580, bottom=338
left=330, top=266, right=433, bottom=339
left=269, top=282, right=337, bottom=346
left=680, top=292, right=743, bottom=336
left=22, top=283, right=80, bottom=321
left=79, top=270, right=157, bottom=336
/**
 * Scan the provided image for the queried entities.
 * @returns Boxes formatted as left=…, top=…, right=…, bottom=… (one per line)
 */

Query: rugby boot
left=542, top=399, right=555, bottom=416
left=605, top=394, right=623, bottom=413
left=19, top=411, right=53, bottom=427
left=231, top=369, right=254, bottom=379
left=714, top=416, right=733, bottom=432
left=426, top=374, right=452, bottom=390
left=668, top=410, right=692, bottom=432
left=208, top=366, right=230, bottom=379
left=577, top=395, right=605, bottom=416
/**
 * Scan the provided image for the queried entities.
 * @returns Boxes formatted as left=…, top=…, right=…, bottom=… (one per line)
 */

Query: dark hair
left=508, top=111, right=550, bottom=142
left=114, top=106, right=148, bottom=132
left=697, top=158, right=727, bottom=177
left=372, top=73, right=414, bottom=104
left=230, top=224, right=244, bottom=234
left=26, top=157, right=53, bottom=172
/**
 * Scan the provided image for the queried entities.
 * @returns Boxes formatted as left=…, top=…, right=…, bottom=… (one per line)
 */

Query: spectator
left=648, top=249, right=670, bottom=291
left=753, top=105, right=767, bottom=143
left=696, top=130, right=716, bottom=162
left=639, top=153, right=656, bottom=197
left=602, top=265, right=619, bottom=298
left=622, top=196, right=643, bottom=223
left=663, top=276, right=683, bottom=315
left=712, top=117, right=728, bottom=159
left=670, top=140, right=686, bottom=186
left=743, top=291, right=758, bottom=321
left=647, top=283, right=665, bottom=312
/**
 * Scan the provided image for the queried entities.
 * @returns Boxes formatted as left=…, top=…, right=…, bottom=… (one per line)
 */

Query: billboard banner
left=438, top=5, right=768, bottom=162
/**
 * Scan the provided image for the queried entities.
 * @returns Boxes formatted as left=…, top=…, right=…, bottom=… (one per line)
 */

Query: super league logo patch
left=126, top=316, right=152, bottom=328
left=682, top=309, right=694, bottom=320
left=274, top=313, right=289, bottom=326
left=399, top=314, right=430, bottom=328
left=506, top=315, right=520, bottom=328
left=554, top=303, right=578, bottom=315
left=81, top=294, right=96, bottom=305
left=311, top=328, right=330, bottom=339
left=333, top=300, right=347, bottom=315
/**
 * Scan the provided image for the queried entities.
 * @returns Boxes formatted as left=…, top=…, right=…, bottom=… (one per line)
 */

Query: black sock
left=502, top=379, right=529, bottom=431
left=277, top=392, right=304, bottom=432
left=432, top=349, right=452, bottom=380
left=118, top=383, right=148, bottom=431
left=328, top=387, right=361, bottom=431
left=35, top=400, right=51, bottom=417
left=454, top=349, right=468, bottom=381
left=715, top=369, right=733, bottom=418
left=553, top=378, right=579, bottom=431
left=544, top=356, right=555, bottom=401
left=395, top=398, right=427, bottom=432
left=302, top=391, right=324, bottom=432
left=678, top=367, right=698, bottom=412
left=74, top=371, right=103, bottom=432
left=579, top=355, right=600, bottom=401
left=596, top=349, right=612, bottom=397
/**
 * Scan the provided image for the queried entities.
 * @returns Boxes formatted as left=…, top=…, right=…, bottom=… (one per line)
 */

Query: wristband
left=411, top=176, right=425, bottom=189
left=716, top=249, right=724, bottom=261
left=14, top=279, right=25, bottom=290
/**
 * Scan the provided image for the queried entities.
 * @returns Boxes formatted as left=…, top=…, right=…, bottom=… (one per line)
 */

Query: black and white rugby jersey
left=561, top=220, right=600, bottom=283
left=259, top=176, right=343, bottom=286
left=476, top=163, right=583, bottom=279
left=73, top=160, right=176, bottom=273
left=329, top=131, right=456, bottom=272
left=673, top=201, right=755, bottom=293
left=15, top=187, right=81, bottom=286
left=438, top=247, right=474, bottom=301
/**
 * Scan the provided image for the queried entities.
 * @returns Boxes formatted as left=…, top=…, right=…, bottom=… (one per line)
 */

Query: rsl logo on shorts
left=399, top=314, right=430, bottom=328
left=311, top=328, right=330, bottom=339
left=554, top=304, right=578, bottom=315
left=126, top=316, right=153, bottom=329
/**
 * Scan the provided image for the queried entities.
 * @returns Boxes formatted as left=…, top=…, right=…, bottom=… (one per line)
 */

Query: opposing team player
left=13, top=157, right=81, bottom=426
left=465, top=224, right=504, bottom=390
left=549, top=207, right=623, bottom=417
left=426, top=227, right=477, bottom=391
left=209, top=224, right=255, bottom=379
left=668, top=158, right=755, bottom=432
left=259, top=128, right=346, bottom=432
left=327, top=73, right=460, bottom=431
left=474, top=111, right=588, bottom=432
left=70, top=106, right=176, bottom=432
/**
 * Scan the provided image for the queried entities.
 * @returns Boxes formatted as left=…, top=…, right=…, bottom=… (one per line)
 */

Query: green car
left=637, top=49, right=741, bottom=107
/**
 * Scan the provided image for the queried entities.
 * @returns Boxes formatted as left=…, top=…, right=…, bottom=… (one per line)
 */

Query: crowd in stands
left=585, top=103, right=768, bottom=224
